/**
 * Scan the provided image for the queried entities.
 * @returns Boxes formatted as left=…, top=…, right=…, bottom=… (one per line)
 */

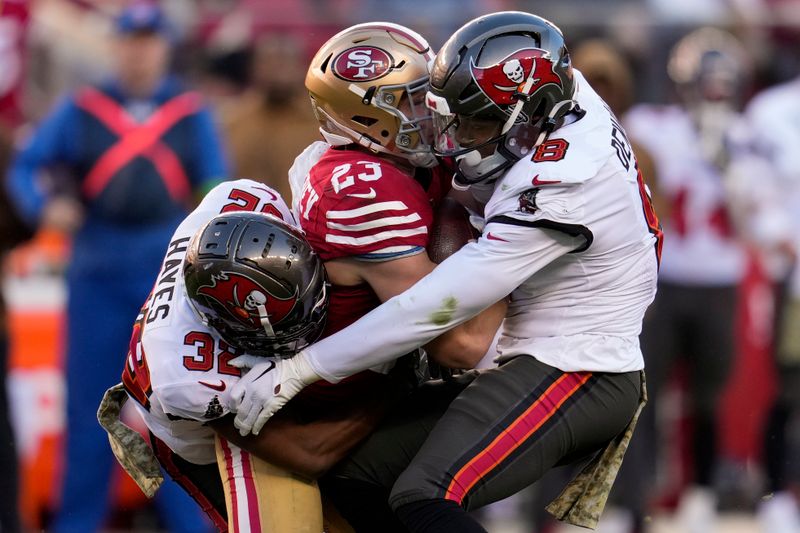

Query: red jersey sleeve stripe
left=326, top=213, right=422, bottom=231
left=325, top=227, right=427, bottom=246
left=326, top=201, right=410, bottom=219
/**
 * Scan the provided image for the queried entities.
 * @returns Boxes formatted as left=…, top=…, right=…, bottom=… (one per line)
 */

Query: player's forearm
left=424, top=297, right=507, bottom=369
left=212, top=415, right=358, bottom=479
left=304, top=225, right=577, bottom=382
left=305, top=242, right=519, bottom=382
left=211, top=382, right=396, bottom=479
left=293, top=406, right=388, bottom=478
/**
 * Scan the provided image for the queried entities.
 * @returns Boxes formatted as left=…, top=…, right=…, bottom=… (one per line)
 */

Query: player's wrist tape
left=299, top=347, right=338, bottom=384
left=289, top=350, right=323, bottom=387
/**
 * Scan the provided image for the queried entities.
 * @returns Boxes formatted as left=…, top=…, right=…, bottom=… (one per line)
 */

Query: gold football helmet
left=306, top=22, right=436, bottom=167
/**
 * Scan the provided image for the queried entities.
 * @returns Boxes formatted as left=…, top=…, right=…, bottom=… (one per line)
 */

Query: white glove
left=229, top=351, right=321, bottom=436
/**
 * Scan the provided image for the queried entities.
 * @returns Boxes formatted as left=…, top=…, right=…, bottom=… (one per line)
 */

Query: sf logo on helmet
left=470, top=48, right=563, bottom=107
left=333, top=46, right=393, bottom=81
left=197, top=271, right=297, bottom=329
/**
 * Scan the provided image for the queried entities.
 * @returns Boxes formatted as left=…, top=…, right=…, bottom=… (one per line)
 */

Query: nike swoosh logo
left=253, top=361, right=276, bottom=381
left=251, top=361, right=280, bottom=394
left=486, top=232, right=510, bottom=242
left=532, top=174, right=562, bottom=186
left=199, top=380, right=226, bottom=392
left=347, top=188, right=377, bottom=199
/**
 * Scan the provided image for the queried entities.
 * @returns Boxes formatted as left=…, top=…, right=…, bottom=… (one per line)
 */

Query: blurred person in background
left=222, top=32, right=321, bottom=200
left=623, top=27, right=752, bottom=533
left=5, top=3, right=227, bottom=532
left=0, top=3, right=33, bottom=532
left=730, top=69, right=800, bottom=533
left=357, top=0, right=513, bottom=47
left=0, top=147, right=29, bottom=533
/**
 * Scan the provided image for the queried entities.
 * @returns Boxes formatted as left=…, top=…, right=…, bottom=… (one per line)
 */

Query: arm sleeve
left=6, top=96, right=79, bottom=225
left=189, top=105, right=229, bottom=192
left=304, top=220, right=581, bottom=382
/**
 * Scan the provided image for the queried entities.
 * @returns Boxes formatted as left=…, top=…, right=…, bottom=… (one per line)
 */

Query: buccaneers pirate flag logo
left=197, top=272, right=297, bottom=331
left=470, top=48, right=563, bottom=108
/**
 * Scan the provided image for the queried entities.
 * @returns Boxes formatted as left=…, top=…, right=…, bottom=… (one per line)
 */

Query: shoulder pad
left=289, top=141, right=330, bottom=211
left=195, top=179, right=295, bottom=224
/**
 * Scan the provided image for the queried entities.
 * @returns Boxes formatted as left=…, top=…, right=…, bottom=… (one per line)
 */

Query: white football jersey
left=122, top=179, right=295, bottom=464
left=745, top=77, right=800, bottom=183
left=303, top=71, right=660, bottom=380
left=625, top=103, right=746, bottom=285
left=741, top=76, right=800, bottom=294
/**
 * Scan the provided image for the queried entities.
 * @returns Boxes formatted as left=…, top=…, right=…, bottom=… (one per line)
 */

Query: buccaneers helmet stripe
left=368, top=22, right=434, bottom=58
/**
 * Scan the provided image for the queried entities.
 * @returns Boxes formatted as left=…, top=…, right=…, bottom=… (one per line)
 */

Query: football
left=427, top=197, right=479, bottom=264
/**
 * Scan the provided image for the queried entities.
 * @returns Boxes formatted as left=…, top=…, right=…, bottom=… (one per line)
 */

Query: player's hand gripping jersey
left=122, top=179, right=295, bottom=464
left=302, top=71, right=662, bottom=381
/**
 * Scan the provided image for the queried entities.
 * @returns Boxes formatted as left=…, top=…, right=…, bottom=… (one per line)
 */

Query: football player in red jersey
left=232, top=12, right=659, bottom=533
left=290, top=22, right=507, bottom=404
left=102, top=22, right=505, bottom=533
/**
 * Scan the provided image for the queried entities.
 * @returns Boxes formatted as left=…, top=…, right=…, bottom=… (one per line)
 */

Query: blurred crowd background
left=2, top=0, right=800, bottom=532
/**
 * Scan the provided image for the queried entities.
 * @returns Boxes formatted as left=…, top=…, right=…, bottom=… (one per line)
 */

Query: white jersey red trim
left=300, top=71, right=659, bottom=380
left=123, top=179, right=295, bottom=464
left=625, top=103, right=746, bottom=285
left=738, top=76, right=800, bottom=293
